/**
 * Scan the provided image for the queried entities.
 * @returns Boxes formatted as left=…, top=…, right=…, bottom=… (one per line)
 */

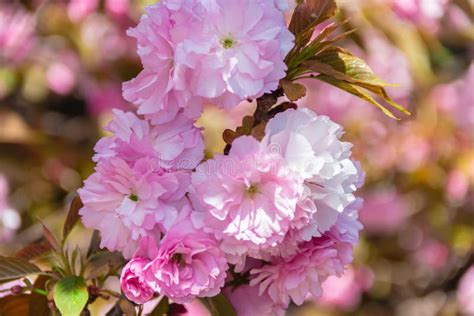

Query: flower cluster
left=78, top=0, right=364, bottom=313
left=122, top=0, right=294, bottom=122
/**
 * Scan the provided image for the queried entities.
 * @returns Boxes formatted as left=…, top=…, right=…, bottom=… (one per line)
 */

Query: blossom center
left=129, top=193, right=138, bottom=202
left=221, top=36, right=236, bottom=49
left=172, top=253, right=186, bottom=267
left=245, top=184, right=259, bottom=197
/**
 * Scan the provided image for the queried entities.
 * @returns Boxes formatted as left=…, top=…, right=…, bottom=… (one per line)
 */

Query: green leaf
left=0, top=256, right=41, bottom=282
left=200, top=294, right=237, bottom=316
left=303, top=48, right=410, bottom=118
left=63, top=196, right=83, bottom=241
left=85, top=251, right=125, bottom=280
left=53, top=276, right=88, bottom=316
left=280, top=79, right=307, bottom=101
left=148, top=296, right=169, bottom=316
left=316, top=75, right=398, bottom=119
left=311, top=48, right=393, bottom=86
left=0, top=294, right=30, bottom=316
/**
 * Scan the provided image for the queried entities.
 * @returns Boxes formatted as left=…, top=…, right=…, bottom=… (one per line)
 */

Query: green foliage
left=200, top=294, right=237, bottom=316
left=85, top=251, right=126, bottom=280
left=283, top=0, right=410, bottom=119
left=53, top=276, right=88, bottom=316
left=148, top=296, right=169, bottom=316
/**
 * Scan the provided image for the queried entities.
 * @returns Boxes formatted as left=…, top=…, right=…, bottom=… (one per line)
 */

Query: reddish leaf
left=118, top=299, right=136, bottom=316
left=15, top=240, right=52, bottom=261
left=0, top=256, right=41, bottom=282
left=280, top=79, right=307, bottom=101
left=63, top=196, right=83, bottom=241
left=222, top=129, right=238, bottom=145
left=38, top=220, right=59, bottom=251
left=0, top=294, right=30, bottom=316
left=29, top=275, right=50, bottom=316
left=289, top=0, right=337, bottom=37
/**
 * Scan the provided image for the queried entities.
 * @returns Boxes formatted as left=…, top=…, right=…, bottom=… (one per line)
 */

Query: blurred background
left=0, top=0, right=473, bottom=315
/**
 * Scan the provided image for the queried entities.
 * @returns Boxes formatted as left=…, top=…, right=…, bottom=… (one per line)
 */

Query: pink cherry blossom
left=67, top=0, right=99, bottom=22
left=120, top=256, right=155, bottom=304
left=180, top=0, right=294, bottom=107
left=144, top=206, right=228, bottom=304
left=0, top=4, right=36, bottom=65
left=263, top=108, right=364, bottom=242
left=432, top=63, right=474, bottom=134
left=84, top=82, right=130, bottom=117
left=224, top=284, right=285, bottom=316
left=390, top=0, right=448, bottom=30
left=94, top=109, right=204, bottom=171
left=182, top=300, right=211, bottom=316
left=78, top=157, right=186, bottom=258
left=191, top=135, right=304, bottom=265
left=250, top=226, right=358, bottom=308
left=413, top=239, right=449, bottom=270
left=359, top=188, right=408, bottom=235
left=457, top=265, right=474, bottom=315
left=46, top=52, right=79, bottom=96
left=122, top=1, right=203, bottom=123
left=123, top=0, right=293, bottom=120
left=317, top=267, right=374, bottom=311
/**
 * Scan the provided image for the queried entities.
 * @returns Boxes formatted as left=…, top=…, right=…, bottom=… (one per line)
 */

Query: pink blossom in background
left=80, top=14, right=132, bottom=64
left=67, top=0, right=99, bottom=22
left=105, top=0, right=130, bottom=18
left=78, top=157, right=186, bottom=258
left=123, top=0, right=293, bottom=122
left=396, top=131, right=431, bottom=172
left=317, top=267, right=374, bottom=311
left=120, top=256, right=155, bottom=304
left=445, top=4, right=472, bottom=32
left=457, top=266, right=474, bottom=315
left=414, top=239, right=449, bottom=271
left=93, top=110, right=204, bottom=171
left=0, top=4, right=36, bottom=65
left=46, top=52, right=79, bottom=96
left=359, top=188, right=408, bottom=235
left=145, top=207, right=228, bottom=304
left=390, top=0, right=448, bottom=30
left=224, top=284, right=284, bottom=316
left=446, top=169, right=469, bottom=202
left=0, top=175, right=21, bottom=243
left=431, top=63, right=474, bottom=134
left=84, top=82, right=130, bottom=116
left=191, top=135, right=304, bottom=265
